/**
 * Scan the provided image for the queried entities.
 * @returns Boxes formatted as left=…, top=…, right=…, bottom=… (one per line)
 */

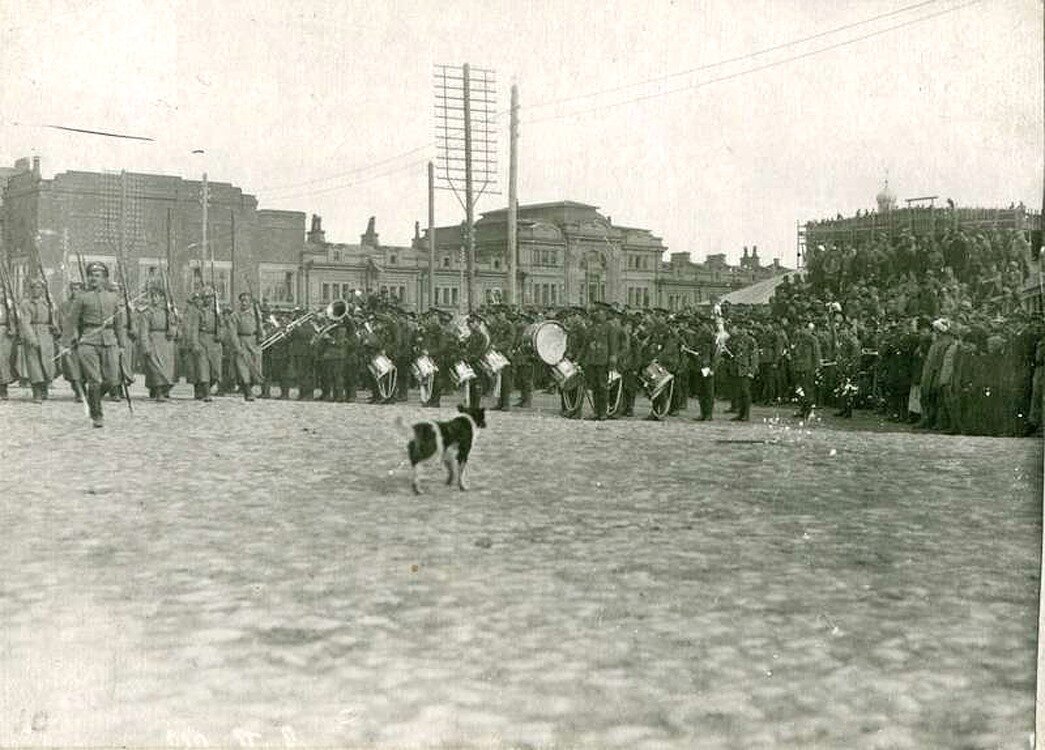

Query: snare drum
left=480, top=348, right=510, bottom=377
left=368, top=353, right=395, bottom=381
left=450, top=360, right=477, bottom=387
left=641, top=361, right=673, bottom=399
left=550, top=357, right=582, bottom=389
left=525, top=320, right=568, bottom=365
left=411, top=354, right=438, bottom=382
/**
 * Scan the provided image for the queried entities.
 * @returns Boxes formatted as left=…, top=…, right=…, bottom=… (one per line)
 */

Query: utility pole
left=230, top=210, right=236, bottom=304
left=463, top=63, right=475, bottom=312
left=428, top=161, right=436, bottom=309
left=200, top=172, right=209, bottom=292
left=119, top=170, right=128, bottom=289
left=507, top=83, right=518, bottom=305
left=434, top=62, right=498, bottom=314
left=166, top=208, right=174, bottom=297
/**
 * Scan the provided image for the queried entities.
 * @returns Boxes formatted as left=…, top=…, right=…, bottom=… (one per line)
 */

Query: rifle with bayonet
left=115, top=261, right=135, bottom=413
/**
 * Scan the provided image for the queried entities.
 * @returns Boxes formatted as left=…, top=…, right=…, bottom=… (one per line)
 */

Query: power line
left=257, top=143, right=435, bottom=194
left=524, top=0, right=980, bottom=126
left=527, top=0, right=941, bottom=113
left=262, top=157, right=431, bottom=203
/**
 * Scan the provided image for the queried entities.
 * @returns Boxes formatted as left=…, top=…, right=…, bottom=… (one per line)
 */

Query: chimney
left=743, top=246, right=748, bottom=257
left=752, top=244, right=758, bottom=256
left=31, top=156, right=40, bottom=177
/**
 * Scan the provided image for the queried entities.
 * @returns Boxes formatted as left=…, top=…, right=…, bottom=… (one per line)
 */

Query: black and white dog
left=397, top=404, right=487, bottom=494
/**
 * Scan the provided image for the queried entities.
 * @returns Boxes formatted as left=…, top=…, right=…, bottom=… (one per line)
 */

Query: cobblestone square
left=0, top=389, right=1040, bottom=748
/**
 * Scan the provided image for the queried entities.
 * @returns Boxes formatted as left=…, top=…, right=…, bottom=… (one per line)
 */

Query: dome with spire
left=876, top=180, right=896, bottom=213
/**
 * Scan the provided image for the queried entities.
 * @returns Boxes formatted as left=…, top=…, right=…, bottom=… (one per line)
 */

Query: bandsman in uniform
left=61, top=261, right=129, bottom=427
left=287, top=309, right=315, bottom=400
left=833, top=318, right=861, bottom=418
left=581, top=303, right=614, bottom=420
left=730, top=321, right=760, bottom=422
left=19, top=278, right=58, bottom=403
left=228, top=291, right=263, bottom=401
left=463, top=314, right=491, bottom=408
left=691, top=315, right=718, bottom=421
left=136, top=282, right=177, bottom=400
left=59, top=281, right=86, bottom=402
left=792, top=321, right=822, bottom=420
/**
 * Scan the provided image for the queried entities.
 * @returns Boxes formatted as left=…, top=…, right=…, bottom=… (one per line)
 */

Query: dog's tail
left=393, top=415, right=415, bottom=441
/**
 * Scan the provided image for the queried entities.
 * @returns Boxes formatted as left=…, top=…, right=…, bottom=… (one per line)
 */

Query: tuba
left=310, top=299, right=350, bottom=344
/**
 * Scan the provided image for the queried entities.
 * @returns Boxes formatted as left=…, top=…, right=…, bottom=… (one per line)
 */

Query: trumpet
left=259, top=309, right=318, bottom=350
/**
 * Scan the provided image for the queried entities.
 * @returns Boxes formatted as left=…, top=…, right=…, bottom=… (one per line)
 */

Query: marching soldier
left=229, top=292, right=263, bottom=401
left=512, top=311, right=537, bottom=408
left=136, top=283, right=177, bottom=400
left=61, top=262, right=129, bottom=427
left=0, top=284, right=16, bottom=400
left=19, top=278, right=58, bottom=402
left=185, top=286, right=223, bottom=402
left=59, top=281, right=86, bottom=402
left=463, top=314, right=491, bottom=408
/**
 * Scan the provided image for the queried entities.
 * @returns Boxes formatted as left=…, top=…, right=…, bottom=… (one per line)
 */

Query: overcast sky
left=1, top=0, right=1041, bottom=266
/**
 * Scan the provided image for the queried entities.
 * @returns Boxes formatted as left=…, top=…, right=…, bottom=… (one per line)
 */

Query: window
left=260, top=270, right=296, bottom=304
left=451, top=287, right=459, bottom=306
left=389, top=254, right=397, bottom=265
left=321, top=283, right=330, bottom=303
left=332, top=250, right=342, bottom=262
left=642, top=288, right=650, bottom=308
left=442, top=256, right=451, bottom=268
left=399, top=285, right=406, bottom=301
left=493, top=259, right=501, bottom=270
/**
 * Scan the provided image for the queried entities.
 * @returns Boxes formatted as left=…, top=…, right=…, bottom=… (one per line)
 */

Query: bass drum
left=368, top=353, right=398, bottom=402
left=525, top=320, right=568, bottom=366
left=641, top=360, right=674, bottom=420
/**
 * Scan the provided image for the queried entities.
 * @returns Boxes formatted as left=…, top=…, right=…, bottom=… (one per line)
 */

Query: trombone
left=259, top=308, right=318, bottom=351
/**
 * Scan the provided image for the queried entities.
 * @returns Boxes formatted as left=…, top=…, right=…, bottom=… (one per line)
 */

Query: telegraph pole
left=201, top=172, right=209, bottom=292
left=434, top=62, right=498, bottom=314
left=428, top=161, right=436, bottom=309
left=230, top=210, right=236, bottom=304
left=119, top=170, right=128, bottom=288
left=166, top=208, right=174, bottom=297
left=463, top=63, right=475, bottom=312
left=507, top=83, right=519, bottom=304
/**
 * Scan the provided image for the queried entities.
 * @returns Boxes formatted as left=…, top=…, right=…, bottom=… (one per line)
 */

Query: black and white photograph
left=0, top=1, right=1042, bottom=747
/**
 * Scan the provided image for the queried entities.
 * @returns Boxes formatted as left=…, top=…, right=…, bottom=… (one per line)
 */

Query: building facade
left=1, top=160, right=788, bottom=313
left=304, top=201, right=789, bottom=311
left=0, top=158, right=306, bottom=307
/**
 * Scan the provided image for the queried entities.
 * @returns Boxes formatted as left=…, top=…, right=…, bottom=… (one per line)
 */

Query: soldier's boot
left=260, top=383, right=271, bottom=399
left=71, top=381, right=84, bottom=403
left=160, top=386, right=172, bottom=400
left=30, top=384, right=43, bottom=403
left=86, top=384, right=104, bottom=427
left=0, top=383, right=7, bottom=400
left=241, top=382, right=255, bottom=402
left=40, top=384, right=50, bottom=401
left=193, top=383, right=203, bottom=400
left=279, top=385, right=290, bottom=400
left=149, top=387, right=158, bottom=400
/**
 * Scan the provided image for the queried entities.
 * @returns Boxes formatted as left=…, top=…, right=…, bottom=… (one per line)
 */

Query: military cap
left=85, top=261, right=109, bottom=276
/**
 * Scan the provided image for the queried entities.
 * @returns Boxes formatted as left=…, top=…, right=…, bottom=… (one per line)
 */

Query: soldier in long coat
left=59, top=281, right=85, bottom=402
left=136, top=284, right=177, bottom=400
left=228, top=292, right=263, bottom=402
left=62, top=262, right=129, bottom=427
left=19, top=278, right=58, bottom=402
left=185, top=289, right=223, bottom=402
left=581, top=305, right=615, bottom=420
left=0, top=288, right=17, bottom=400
